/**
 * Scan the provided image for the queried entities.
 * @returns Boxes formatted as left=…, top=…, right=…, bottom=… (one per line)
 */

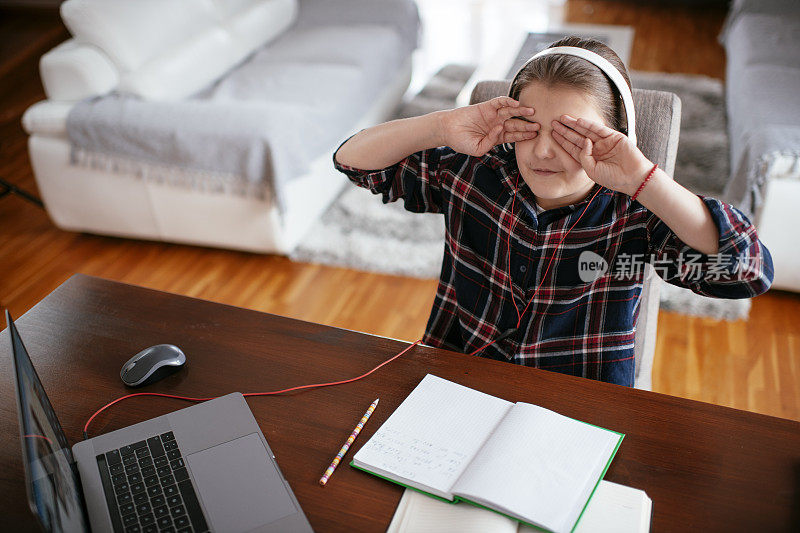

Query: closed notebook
left=386, top=481, right=652, bottom=533
left=351, top=374, right=624, bottom=533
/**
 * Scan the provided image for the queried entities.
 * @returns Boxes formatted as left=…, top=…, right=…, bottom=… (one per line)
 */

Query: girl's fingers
left=502, top=131, right=538, bottom=143
left=477, top=124, right=504, bottom=154
left=503, top=118, right=540, bottom=133
left=551, top=130, right=582, bottom=162
left=560, top=115, right=614, bottom=142
left=498, top=105, right=536, bottom=120
left=551, top=120, right=585, bottom=147
left=489, top=96, right=519, bottom=109
left=579, top=138, right=596, bottom=172
left=489, top=123, right=504, bottom=141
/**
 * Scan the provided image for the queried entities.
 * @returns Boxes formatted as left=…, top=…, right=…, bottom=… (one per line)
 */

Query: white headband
left=513, top=46, right=636, bottom=145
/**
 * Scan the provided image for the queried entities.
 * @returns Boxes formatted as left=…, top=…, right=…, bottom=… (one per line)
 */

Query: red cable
left=506, top=173, right=523, bottom=324
left=516, top=185, right=603, bottom=322
left=473, top=182, right=603, bottom=357
left=83, top=340, right=422, bottom=439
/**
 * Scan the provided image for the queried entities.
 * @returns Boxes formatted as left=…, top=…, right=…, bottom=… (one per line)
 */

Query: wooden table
left=1, top=274, right=798, bottom=532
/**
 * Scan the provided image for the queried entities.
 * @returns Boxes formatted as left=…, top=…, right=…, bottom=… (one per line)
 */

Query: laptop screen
left=7, top=312, right=88, bottom=532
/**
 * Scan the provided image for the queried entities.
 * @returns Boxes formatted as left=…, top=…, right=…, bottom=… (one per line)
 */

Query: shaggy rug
left=292, top=65, right=751, bottom=321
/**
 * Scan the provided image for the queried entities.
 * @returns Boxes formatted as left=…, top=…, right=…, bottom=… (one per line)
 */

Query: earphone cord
left=83, top=182, right=602, bottom=439
left=469, top=177, right=603, bottom=357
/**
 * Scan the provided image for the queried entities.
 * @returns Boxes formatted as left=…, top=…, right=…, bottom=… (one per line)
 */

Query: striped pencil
left=319, top=398, right=379, bottom=486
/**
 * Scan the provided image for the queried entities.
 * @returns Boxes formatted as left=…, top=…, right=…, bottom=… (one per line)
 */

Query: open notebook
left=352, top=375, right=624, bottom=533
left=387, top=481, right=652, bottom=533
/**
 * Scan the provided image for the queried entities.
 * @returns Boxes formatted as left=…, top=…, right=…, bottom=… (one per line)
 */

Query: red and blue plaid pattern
left=334, top=145, right=774, bottom=386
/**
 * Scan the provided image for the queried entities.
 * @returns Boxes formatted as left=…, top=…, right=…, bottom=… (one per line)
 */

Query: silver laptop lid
left=6, top=310, right=90, bottom=532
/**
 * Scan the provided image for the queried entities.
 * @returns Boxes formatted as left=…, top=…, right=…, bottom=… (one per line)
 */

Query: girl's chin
left=525, top=178, right=568, bottom=198
left=523, top=171, right=588, bottom=193
left=526, top=182, right=584, bottom=206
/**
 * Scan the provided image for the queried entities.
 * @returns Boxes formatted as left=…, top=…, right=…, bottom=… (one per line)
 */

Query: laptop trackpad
left=185, top=433, right=298, bottom=532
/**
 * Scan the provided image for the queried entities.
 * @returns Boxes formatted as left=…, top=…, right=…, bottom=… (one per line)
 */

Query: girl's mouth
left=532, top=168, right=560, bottom=176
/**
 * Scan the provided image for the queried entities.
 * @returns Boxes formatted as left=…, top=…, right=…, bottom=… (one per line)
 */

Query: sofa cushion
left=723, top=10, right=800, bottom=172
left=724, top=12, right=800, bottom=80
left=728, top=64, right=800, bottom=163
left=39, top=39, right=119, bottom=101
left=210, top=0, right=263, bottom=19
left=225, top=0, right=298, bottom=60
left=725, top=0, right=800, bottom=19
left=295, top=0, right=420, bottom=55
left=203, top=24, right=405, bottom=121
left=60, top=0, right=298, bottom=101
left=118, top=27, right=239, bottom=102
left=60, top=0, right=218, bottom=72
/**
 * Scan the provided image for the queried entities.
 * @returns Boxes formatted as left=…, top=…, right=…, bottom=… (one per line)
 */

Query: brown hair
left=508, top=36, right=632, bottom=135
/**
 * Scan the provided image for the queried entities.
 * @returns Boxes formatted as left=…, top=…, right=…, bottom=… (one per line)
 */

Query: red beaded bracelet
left=631, top=163, right=658, bottom=202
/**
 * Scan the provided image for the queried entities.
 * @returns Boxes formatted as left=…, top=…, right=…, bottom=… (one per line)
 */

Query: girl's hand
left=551, top=115, right=655, bottom=196
left=439, top=97, right=539, bottom=157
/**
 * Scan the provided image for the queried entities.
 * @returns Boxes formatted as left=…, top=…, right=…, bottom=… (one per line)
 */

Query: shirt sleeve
left=645, top=195, right=774, bottom=298
left=332, top=137, right=460, bottom=214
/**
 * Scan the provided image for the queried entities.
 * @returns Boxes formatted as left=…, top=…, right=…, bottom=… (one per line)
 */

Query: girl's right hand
left=439, top=96, right=539, bottom=156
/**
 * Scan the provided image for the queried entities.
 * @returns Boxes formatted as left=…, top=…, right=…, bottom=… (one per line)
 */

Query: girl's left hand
left=551, top=115, right=654, bottom=196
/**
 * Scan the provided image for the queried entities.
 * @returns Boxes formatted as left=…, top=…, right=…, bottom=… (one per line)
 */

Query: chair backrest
left=469, top=81, right=683, bottom=389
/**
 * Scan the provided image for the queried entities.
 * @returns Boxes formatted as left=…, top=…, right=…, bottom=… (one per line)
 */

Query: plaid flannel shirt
left=333, top=145, right=774, bottom=386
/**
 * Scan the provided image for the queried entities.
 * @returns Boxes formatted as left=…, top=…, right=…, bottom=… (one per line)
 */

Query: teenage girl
left=333, top=36, right=773, bottom=386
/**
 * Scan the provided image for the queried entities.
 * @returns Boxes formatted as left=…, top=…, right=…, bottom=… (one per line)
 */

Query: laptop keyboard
left=96, top=431, right=209, bottom=533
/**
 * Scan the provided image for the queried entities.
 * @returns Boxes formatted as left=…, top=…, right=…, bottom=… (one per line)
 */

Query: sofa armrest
left=22, top=100, right=74, bottom=137
left=40, top=39, right=119, bottom=101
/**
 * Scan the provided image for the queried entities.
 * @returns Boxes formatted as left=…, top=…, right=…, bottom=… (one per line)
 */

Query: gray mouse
left=120, top=344, right=186, bottom=387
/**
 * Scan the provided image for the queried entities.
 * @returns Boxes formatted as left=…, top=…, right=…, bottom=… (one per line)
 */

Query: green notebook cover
left=351, top=422, right=624, bottom=533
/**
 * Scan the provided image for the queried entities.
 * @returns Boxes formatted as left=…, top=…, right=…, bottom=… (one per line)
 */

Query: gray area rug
left=292, top=65, right=751, bottom=321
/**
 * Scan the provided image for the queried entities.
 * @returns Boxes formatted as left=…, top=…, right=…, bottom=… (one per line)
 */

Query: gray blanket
left=723, top=127, right=800, bottom=218
left=66, top=0, right=420, bottom=213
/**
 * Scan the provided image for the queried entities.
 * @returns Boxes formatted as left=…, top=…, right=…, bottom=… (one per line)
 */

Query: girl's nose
left=533, top=131, right=557, bottom=159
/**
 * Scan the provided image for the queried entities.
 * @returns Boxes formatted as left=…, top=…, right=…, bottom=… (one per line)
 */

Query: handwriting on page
left=361, top=427, right=468, bottom=482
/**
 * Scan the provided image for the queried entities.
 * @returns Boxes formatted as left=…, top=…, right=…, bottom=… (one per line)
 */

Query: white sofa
left=22, top=0, right=420, bottom=254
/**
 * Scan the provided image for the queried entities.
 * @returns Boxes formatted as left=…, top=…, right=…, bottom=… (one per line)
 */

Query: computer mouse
left=120, top=344, right=186, bottom=387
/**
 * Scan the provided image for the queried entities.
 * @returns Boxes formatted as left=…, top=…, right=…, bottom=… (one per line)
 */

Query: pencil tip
left=374, top=398, right=380, bottom=404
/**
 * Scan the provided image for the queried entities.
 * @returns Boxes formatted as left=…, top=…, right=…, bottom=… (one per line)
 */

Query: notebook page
left=353, top=374, right=513, bottom=499
left=387, top=489, right=519, bottom=533
left=452, top=403, right=621, bottom=533
left=386, top=481, right=650, bottom=533
left=571, top=481, right=651, bottom=533
left=519, top=480, right=651, bottom=533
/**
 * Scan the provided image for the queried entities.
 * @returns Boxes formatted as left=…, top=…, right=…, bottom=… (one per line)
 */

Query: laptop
left=6, top=310, right=313, bottom=533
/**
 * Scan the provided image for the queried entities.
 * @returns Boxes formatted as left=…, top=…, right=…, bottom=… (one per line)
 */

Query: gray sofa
left=720, top=0, right=800, bottom=291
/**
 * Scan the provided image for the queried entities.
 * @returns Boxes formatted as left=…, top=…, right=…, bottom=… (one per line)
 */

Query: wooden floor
left=1, top=2, right=799, bottom=422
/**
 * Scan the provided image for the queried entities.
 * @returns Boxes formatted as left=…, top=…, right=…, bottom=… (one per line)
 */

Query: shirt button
left=519, top=265, right=527, bottom=273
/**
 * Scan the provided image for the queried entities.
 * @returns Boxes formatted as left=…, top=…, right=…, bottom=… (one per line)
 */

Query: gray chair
left=470, top=81, right=682, bottom=390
